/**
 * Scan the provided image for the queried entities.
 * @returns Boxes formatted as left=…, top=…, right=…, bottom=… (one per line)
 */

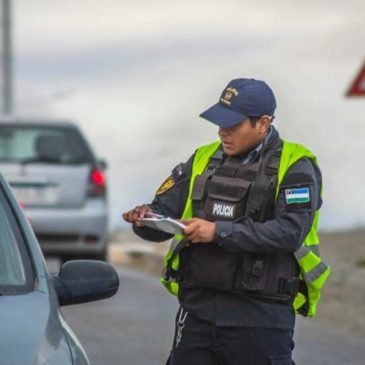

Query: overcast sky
left=12, top=0, right=365, bottom=230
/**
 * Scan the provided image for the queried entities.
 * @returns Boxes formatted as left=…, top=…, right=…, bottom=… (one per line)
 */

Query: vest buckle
left=278, top=277, right=300, bottom=296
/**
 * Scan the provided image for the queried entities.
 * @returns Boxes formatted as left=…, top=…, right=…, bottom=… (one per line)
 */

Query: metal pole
left=1, top=0, right=13, bottom=114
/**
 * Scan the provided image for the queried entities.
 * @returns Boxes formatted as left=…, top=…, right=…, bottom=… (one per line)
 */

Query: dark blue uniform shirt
left=133, top=127, right=322, bottom=329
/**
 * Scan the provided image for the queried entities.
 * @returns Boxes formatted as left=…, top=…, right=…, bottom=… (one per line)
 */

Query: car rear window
left=0, top=124, right=94, bottom=165
left=0, top=185, right=34, bottom=293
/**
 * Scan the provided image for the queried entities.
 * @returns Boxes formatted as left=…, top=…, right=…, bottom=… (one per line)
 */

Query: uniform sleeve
left=132, top=154, right=194, bottom=242
left=214, top=158, right=322, bottom=254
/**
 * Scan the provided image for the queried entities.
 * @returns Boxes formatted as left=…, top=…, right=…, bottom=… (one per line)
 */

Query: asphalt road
left=57, top=265, right=365, bottom=365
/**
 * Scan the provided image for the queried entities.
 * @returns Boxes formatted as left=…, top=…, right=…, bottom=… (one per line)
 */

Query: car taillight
left=91, top=169, right=105, bottom=186
left=88, top=168, right=106, bottom=197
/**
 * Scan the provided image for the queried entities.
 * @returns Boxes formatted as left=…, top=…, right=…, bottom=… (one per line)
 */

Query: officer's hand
left=122, top=205, right=152, bottom=227
left=180, top=218, right=216, bottom=243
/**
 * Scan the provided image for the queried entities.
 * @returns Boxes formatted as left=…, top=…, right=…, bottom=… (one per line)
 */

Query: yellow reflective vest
left=161, top=140, right=330, bottom=317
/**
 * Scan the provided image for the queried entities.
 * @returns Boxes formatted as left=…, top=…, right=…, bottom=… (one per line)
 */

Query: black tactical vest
left=177, top=138, right=300, bottom=302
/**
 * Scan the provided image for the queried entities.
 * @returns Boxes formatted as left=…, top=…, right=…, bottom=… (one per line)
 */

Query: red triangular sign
left=347, top=60, right=365, bottom=97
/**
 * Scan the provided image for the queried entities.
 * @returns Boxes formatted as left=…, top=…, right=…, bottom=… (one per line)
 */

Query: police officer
left=123, top=78, right=329, bottom=365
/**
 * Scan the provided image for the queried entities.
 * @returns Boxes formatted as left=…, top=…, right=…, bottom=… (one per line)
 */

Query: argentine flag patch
left=285, top=187, right=310, bottom=204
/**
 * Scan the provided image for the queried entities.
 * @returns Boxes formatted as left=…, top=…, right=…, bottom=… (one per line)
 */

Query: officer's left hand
left=180, top=218, right=216, bottom=243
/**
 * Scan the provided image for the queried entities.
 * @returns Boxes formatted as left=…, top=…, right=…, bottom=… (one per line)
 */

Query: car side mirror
left=52, top=260, right=119, bottom=306
left=98, top=158, right=108, bottom=170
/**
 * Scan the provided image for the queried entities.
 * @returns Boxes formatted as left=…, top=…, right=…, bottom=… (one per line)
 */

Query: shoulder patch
left=285, top=187, right=310, bottom=204
left=156, top=176, right=175, bottom=195
left=172, top=162, right=187, bottom=181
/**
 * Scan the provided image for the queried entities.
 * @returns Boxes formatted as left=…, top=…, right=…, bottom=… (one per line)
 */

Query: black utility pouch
left=205, top=175, right=252, bottom=221
left=191, top=174, right=209, bottom=201
left=191, top=173, right=215, bottom=219
left=235, top=254, right=269, bottom=293
left=183, top=245, right=238, bottom=291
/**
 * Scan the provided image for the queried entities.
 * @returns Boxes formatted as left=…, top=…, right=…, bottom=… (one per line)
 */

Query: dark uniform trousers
left=168, top=310, right=295, bottom=365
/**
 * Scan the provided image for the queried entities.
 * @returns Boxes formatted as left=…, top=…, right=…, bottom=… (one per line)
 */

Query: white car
left=0, top=116, right=108, bottom=262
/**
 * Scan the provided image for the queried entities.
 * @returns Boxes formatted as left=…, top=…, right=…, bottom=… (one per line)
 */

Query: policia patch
left=156, top=176, right=175, bottom=195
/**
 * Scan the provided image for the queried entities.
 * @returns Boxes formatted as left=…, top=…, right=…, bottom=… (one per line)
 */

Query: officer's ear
left=257, top=115, right=271, bottom=135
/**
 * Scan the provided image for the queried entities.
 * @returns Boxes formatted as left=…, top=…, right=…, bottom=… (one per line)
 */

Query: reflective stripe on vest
left=160, top=142, right=221, bottom=295
left=160, top=141, right=221, bottom=295
left=160, top=139, right=330, bottom=317
left=276, top=141, right=331, bottom=316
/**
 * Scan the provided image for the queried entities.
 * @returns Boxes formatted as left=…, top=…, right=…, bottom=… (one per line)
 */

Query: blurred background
left=10, top=0, right=365, bottom=231
left=1, top=1, right=365, bottom=364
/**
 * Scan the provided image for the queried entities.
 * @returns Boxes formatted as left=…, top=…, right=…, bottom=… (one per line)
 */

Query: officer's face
left=218, top=117, right=270, bottom=156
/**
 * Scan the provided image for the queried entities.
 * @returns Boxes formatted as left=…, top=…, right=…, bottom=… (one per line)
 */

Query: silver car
left=0, top=172, right=119, bottom=364
left=0, top=117, right=108, bottom=262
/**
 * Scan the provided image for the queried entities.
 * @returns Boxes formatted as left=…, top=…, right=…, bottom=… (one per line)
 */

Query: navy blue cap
left=200, top=78, right=277, bottom=128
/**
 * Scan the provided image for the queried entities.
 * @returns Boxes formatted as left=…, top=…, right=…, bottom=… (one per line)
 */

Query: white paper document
left=139, top=214, right=186, bottom=235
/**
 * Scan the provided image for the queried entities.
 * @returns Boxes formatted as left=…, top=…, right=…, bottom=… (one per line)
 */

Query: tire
left=59, top=249, right=107, bottom=264
left=59, top=255, right=74, bottom=265
left=86, top=249, right=107, bottom=262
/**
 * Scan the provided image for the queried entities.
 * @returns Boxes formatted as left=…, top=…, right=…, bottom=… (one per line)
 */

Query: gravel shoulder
left=317, top=231, right=365, bottom=335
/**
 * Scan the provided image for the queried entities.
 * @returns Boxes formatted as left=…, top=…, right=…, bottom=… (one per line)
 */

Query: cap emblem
left=220, top=87, right=239, bottom=106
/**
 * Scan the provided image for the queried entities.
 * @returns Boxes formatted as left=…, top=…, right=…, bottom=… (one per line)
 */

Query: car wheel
left=60, top=255, right=74, bottom=265
left=60, top=249, right=108, bottom=264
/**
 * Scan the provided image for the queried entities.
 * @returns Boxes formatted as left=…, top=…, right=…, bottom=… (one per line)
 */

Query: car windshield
left=0, top=124, right=93, bottom=165
left=0, top=188, right=28, bottom=288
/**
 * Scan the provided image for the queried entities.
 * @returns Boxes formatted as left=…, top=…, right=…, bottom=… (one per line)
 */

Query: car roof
left=0, top=115, right=78, bottom=129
